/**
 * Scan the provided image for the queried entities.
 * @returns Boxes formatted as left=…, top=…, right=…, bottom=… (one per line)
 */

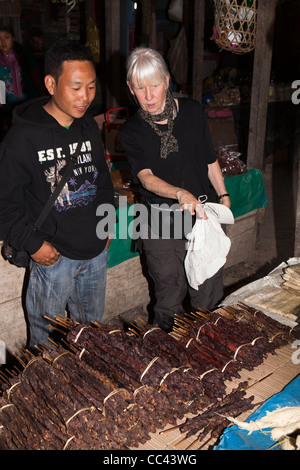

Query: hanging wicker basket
left=212, top=0, right=257, bottom=54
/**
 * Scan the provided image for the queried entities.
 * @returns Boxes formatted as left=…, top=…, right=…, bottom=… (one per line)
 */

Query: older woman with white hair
left=119, top=47, right=230, bottom=332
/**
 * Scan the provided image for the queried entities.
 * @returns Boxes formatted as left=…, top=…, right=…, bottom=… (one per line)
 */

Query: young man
left=0, top=42, right=115, bottom=347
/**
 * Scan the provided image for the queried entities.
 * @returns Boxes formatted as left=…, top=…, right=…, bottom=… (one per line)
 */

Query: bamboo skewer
left=174, top=434, right=190, bottom=448
left=246, top=372, right=273, bottom=390
left=197, top=435, right=212, bottom=450
left=0, top=371, right=10, bottom=385
left=13, top=353, right=26, bottom=369
left=159, top=423, right=182, bottom=435
left=185, top=434, right=201, bottom=450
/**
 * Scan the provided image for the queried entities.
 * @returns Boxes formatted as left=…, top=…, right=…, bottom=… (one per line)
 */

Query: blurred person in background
left=0, top=22, right=46, bottom=140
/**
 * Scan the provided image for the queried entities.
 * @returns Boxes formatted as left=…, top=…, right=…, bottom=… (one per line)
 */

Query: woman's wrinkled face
left=0, top=30, right=14, bottom=56
left=128, top=75, right=169, bottom=115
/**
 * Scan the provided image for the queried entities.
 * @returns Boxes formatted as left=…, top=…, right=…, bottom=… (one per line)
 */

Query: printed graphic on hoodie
left=42, top=140, right=98, bottom=212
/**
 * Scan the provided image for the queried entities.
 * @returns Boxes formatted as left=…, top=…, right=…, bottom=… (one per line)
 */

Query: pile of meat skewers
left=0, top=302, right=298, bottom=450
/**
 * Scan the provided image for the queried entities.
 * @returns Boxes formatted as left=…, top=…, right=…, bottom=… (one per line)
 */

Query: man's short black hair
left=44, top=41, right=95, bottom=82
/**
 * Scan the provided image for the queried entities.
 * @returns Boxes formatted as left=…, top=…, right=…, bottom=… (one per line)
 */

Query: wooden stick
left=5, top=369, right=16, bottom=378
left=246, top=372, right=273, bottom=390
left=13, top=353, right=26, bottom=369
left=54, top=314, right=71, bottom=325
left=47, top=325, right=67, bottom=335
left=90, top=320, right=106, bottom=329
left=0, top=371, right=10, bottom=384
left=20, top=348, right=36, bottom=361
left=174, top=434, right=190, bottom=448
left=267, top=439, right=286, bottom=450
left=197, top=435, right=212, bottom=450
left=169, top=331, right=183, bottom=340
left=159, top=423, right=182, bottom=435
left=44, top=315, right=65, bottom=326
left=61, top=338, right=78, bottom=353
left=46, top=338, right=59, bottom=349
left=33, top=344, right=45, bottom=354
left=128, top=327, right=140, bottom=336
left=185, top=435, right=200, bottom=450
left=12, top=366, right=22, bottom=376
left=172, top=327, right=189, bottom=337
left=136, top=317, right=148, bottom=326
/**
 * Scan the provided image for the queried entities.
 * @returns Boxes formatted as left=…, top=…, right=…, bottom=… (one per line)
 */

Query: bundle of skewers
left=0, top=302, right=298, bottom=450
left=170, top=302, right=297, bottom=377
left=282, top=264, right=300, bottom=296
left=160, top=380, right=259, bottom=450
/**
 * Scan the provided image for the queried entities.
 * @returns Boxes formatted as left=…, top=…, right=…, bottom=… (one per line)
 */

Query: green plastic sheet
left=224, top=168, right=268, bottom=219
left=107, top=204, right=138, bottom=268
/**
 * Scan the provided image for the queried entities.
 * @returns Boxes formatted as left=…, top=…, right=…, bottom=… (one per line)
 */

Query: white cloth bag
left=184, top=204, right=234, bottom=289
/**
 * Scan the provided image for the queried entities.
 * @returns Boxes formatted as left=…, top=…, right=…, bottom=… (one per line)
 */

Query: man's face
left=45, top=60, right=96, bottom=127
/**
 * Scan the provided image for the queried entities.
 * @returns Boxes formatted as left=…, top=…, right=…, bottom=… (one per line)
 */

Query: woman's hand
left=176, top=189, right=207, bottom=219
left=219, top=194, right=231, bottom=209
left=31, top=241, right=60, bottom=266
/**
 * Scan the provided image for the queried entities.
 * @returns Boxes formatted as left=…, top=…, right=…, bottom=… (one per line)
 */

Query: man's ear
left=44, top=75, right=56, bottom=96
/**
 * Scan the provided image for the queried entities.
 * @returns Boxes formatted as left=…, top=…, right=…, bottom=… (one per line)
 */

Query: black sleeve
left=119, top=120, right=150, bottom=183
left=92, top=122, right=115, bottom=206
left=0, top=141, right=43, bottom=253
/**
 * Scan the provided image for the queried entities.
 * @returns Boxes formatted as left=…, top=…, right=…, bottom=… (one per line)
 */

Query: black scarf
left=138, top=90, right=178, bottom=159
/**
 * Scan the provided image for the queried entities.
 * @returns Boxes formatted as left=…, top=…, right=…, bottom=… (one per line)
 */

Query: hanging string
left=59, top=0, right=77, bottom=36
left=61, top=0, right=77, bottom=14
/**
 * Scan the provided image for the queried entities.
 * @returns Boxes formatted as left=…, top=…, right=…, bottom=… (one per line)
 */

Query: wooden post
left=192, top=0, right=205, bottom=103
left=104, top=0, right=121, bottom=108
left=247, top=0, right=279, bottom=170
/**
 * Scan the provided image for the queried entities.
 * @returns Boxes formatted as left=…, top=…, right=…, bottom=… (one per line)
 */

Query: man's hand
left=105, top=237, right=112, bottom=249
left=31, top=241, right=60, bottom=266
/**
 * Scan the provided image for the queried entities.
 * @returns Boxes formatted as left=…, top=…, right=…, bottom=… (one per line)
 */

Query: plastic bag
left=215, top=374, right=300, bottom=450
left=184, top=211, right=232, bottom=289
left=216, top=146, right=247, bottom=176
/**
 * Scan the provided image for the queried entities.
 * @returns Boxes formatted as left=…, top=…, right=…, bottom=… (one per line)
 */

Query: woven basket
left=212, top=0, right=257, bottom=54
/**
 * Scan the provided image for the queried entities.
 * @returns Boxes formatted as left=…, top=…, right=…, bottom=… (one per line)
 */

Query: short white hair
left=126, top=47, right=170, bottom=88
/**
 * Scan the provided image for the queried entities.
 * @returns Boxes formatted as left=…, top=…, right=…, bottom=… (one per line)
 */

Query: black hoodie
left=0, top=97, right=115, bottom=259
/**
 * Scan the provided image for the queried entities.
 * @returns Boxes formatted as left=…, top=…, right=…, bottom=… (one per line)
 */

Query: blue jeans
left=26, top=249, right=108, bottom=347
